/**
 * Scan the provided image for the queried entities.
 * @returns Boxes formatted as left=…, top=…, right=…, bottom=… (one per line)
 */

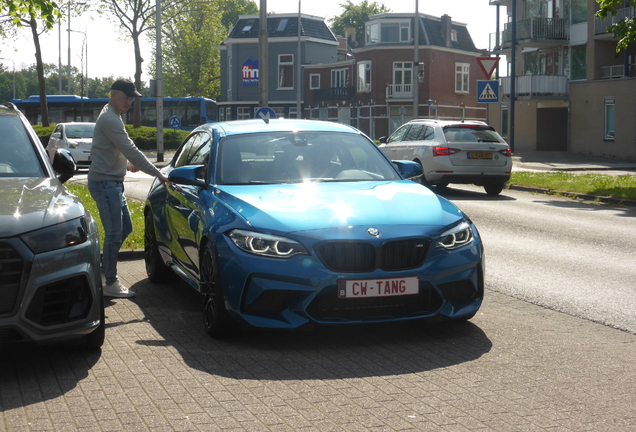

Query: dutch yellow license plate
left=468, top=152, right=493, bottom=159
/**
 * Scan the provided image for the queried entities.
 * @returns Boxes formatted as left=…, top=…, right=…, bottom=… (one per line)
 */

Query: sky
left=2, top=0, right=500, bottom=87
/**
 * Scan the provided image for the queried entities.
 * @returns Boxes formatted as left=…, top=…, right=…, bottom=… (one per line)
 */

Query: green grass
left=510, top=172, right=636, bottom=200
left=67, top=183, right=145, bottom=251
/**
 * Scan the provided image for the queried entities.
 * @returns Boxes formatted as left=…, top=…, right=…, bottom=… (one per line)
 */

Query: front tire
left=201, top=243, right=237, bottom=338
left=144, top=210, right=173, bottom=282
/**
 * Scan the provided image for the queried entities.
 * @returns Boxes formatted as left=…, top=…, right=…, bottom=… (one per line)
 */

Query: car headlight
left=228, top=229, right=309, bottom=258
left=436, top=221, right=474, bottom=250
left=21, top=217, right=88, bottom=254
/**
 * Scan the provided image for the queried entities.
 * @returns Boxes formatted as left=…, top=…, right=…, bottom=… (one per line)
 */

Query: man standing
left=88, top=78, right=168, bottom=298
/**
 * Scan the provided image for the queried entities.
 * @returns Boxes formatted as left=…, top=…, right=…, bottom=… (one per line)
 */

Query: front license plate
left=468, top=152, right=493, bottom=159
left=338, top=277, right=419, bottom=299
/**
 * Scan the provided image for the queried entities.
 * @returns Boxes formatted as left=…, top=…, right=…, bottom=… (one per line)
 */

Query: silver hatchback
left=380, top=120, right=512, bottom=195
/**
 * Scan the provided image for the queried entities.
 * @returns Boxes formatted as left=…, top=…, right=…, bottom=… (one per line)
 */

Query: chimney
left=344, top=26, right=356, bottom=44
left=441, top=14, right=452, bottom=47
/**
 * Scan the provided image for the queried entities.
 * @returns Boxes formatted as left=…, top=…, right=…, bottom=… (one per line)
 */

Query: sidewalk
left=512, top=151, right=636, bottom=176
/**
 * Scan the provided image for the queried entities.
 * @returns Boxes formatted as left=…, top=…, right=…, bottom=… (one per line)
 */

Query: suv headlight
left=229, top=229, right=309, bottom=258
left=436, top=221, right=474, bottom=250
left=21, top=217, right=88, bottom=254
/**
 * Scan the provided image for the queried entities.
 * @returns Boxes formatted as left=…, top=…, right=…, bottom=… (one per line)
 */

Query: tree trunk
left=30, top=18, right=50, bottom=127
left=133, top=31, right=142, bottom=128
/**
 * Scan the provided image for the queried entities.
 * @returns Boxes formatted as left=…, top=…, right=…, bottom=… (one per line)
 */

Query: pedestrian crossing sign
left=477, top=80, right=500, bottom=103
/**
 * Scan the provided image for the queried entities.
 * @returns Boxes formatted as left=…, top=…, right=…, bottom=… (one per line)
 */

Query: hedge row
left=33, top=124, right=190, bottom=151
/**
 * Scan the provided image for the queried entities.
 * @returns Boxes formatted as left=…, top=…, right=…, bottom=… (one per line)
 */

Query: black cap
left=111, top=78, right=142, bottom=97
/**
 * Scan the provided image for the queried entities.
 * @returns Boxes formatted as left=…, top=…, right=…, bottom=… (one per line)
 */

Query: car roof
left=57, top=122, right=95, bottom=126
left=0, top=103, right=23, bottom=118
left=404, top=119, right=489, bottom=127
left=198, top=119, right=362, bottom=137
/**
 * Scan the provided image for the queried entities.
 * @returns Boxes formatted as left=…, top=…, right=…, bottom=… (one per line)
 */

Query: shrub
left=33, top=124, right=189, bottom=150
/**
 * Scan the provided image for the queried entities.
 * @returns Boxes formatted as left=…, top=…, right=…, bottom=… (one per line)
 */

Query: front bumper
left=0, top=236, right=103, bottom=346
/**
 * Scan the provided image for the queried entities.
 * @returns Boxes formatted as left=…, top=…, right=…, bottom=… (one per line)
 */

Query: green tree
left=153, top=0, right=257, bottom=100
left=1, top=0, right=61, bottom=125
left=329, top=0, right=390, bottom=44
left=596, top=0, right=636, bottom=51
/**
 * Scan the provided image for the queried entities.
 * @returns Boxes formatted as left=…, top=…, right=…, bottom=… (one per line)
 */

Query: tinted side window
left=387, top=125, right=410, bottom=143
left=404, top=125, right=423, bottom=141
left=188, top=133, right=212, bottom=166
left=421, top=126, right=435, bottom=140
left=173, top=133, right=201, bottom=167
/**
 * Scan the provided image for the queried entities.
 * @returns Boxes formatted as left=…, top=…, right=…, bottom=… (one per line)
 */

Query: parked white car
left=46, top=122, right=95, bottom=169
left=380, top=120, right=512, bottom=195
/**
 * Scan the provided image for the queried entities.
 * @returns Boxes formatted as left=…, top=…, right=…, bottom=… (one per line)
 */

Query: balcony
left=600, top=64, right=636, bottom=79
left=386, top=84, right=413, bottom=99
left=595, top=6, right=636, bottom=35
left=490, top=18, right=569, bottom=51
left=500, top=75, right=568, bottom=98
left=313, top=87, right=354, bottom=102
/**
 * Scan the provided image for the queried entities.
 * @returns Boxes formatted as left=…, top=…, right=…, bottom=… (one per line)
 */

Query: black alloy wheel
left=201, top=243, right=236, bottom=338
left=144, top=210, right=173, bottom=282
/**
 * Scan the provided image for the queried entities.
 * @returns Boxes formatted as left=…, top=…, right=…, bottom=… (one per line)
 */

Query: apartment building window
left=357, top=61, right=372, bottom=92
left=237, top=107, right=250, bottom=120
left=331, top=68, right=349, bottom=88
left=393, top=62, right=412, bottom=90
left=570, top=45, right=586, bottom=81
left=278, top=54, right=294, bottom=89
left=225, top=107, right=231, bottom=121
left=571, top=0, right=587, bottom=24
left=219, top=107, right=225, bottom=122
left=310, top=74, right=320, bottom=89
left=455, top=63, right=470, bottom=93
left=289, top=107, right=298, bottom=119
left=605, top=98, right=615, bottom=140
left=500, top=105, right=509, bottom=138
left=365, top=20, right=410, bottom=44
left=451, top=30, right=458, bottom=42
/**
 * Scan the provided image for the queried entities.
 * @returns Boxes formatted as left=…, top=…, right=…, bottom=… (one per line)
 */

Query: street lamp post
left=69, top=29, right=87, bottom=120
left=0, top=58, right=16, bottom=100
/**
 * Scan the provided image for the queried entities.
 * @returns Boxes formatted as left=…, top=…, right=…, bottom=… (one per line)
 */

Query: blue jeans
left=88, top=181, right=133, bottom=286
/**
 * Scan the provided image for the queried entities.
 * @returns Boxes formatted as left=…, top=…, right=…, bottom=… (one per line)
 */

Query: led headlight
left=21, top=217, right=88, bottom=254
left=436, top=221, right=474, bottom=250
left=229, top=229, right=309, bottom=258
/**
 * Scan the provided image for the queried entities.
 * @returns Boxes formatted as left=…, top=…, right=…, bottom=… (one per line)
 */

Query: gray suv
left=0, top=103, right=104, bottom=349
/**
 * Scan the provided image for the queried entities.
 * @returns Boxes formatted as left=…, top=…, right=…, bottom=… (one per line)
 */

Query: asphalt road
left=71, top=170, right=636, bottom=334
left=439, top=184, right=636, bottom=334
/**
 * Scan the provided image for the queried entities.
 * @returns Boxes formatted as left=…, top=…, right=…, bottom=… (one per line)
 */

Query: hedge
left=33, top=124, right=189, bottom=150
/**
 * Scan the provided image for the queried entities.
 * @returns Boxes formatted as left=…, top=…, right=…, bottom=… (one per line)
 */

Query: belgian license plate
left=338, top=277, right=419, bottom=299
left=468, top=152, right=493, bottom=159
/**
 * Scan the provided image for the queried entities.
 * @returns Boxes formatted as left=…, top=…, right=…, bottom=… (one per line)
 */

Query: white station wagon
left=380, top=120, right=512, bottom=195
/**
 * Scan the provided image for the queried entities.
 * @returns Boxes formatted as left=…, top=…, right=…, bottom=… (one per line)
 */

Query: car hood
left=217, top=181, right=465, bottom=233
left=0, top=177, right=85, bottom=237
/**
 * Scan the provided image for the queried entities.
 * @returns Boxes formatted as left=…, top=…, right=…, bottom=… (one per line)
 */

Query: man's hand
left=127, top=162, right=139, bottom=173
left=157, top=173, right=168, bottom=185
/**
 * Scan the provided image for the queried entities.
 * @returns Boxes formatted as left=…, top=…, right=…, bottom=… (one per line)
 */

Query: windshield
left=66, top=124, right=95, bottom=139
left=217, top=131, right=400, bottom=185
left=0, top=115, right=46, bottom=177
left=443, top=125, right=505, bottom=143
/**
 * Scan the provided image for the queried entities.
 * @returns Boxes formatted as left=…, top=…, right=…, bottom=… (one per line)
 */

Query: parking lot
left=2, top=256, right=635, bottom=431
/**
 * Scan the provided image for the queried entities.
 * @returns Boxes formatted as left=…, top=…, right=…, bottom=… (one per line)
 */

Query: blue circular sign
left=169, top=116, right=181, bottom=129
left=255, top=107, right=277, bottom=121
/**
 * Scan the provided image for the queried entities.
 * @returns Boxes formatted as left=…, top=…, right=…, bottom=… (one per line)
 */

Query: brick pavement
left=1, top=257, right=635, bottom=431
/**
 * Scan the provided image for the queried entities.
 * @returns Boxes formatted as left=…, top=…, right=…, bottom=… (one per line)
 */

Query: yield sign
left=476, top=57, right=500, bottom=79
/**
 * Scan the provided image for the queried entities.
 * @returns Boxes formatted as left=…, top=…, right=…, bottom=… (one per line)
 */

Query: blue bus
left=12, top=95, right=217, bottom=130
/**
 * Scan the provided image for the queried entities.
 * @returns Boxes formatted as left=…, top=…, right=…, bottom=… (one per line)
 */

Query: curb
left=507, top=184, right=636, bottom=207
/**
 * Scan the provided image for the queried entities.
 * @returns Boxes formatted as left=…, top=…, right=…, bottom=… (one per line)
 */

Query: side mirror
left=378, top=136, right=387, bottom=144
left=392, top=160, right=423, bottom=180
left=52, top=149, right=76, bottom=183
left=168, top=165, right=207, bottom=187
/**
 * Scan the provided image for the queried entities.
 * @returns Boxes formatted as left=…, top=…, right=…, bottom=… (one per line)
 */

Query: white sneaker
left=103, top=280, right=135, bottom=298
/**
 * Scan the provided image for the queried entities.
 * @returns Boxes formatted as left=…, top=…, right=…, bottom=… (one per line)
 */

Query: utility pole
left=258, top=0, right=269, bottom=108
left=155, top=0, right=164, bottom=162
left=412, top=0, right=419, bottom=120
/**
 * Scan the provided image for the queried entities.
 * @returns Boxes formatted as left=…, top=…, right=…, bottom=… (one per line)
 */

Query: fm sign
left=242, top=59, right=259, bottom=85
